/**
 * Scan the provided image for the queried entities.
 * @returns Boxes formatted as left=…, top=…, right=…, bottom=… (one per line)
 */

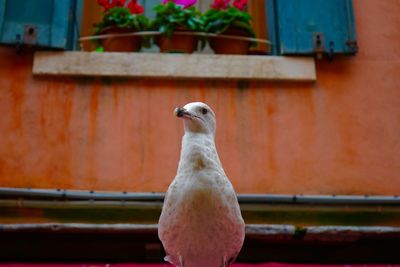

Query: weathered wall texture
left=0, top=0, right=399, bottom=194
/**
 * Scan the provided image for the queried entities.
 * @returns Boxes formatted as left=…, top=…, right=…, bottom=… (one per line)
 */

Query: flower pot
left=157, top=31, right=198, bottom=53
left=99, top=27, right=141, bottom=52
left=209, top=27, right=251, bottom=55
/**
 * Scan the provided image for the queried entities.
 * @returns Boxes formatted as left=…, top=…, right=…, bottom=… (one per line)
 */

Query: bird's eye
left=201, top=108, right=208, bottom=115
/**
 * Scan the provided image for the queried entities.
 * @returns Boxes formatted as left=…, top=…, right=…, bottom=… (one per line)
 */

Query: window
left=0, top=0, right=358, bottom=57
left=80, top=0, right=358, bottom=56
left=79, top=0, right=269, bottom=53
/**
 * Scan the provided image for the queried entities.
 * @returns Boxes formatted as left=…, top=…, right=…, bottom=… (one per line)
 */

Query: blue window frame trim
left=266, top=0, right=280, bottom=55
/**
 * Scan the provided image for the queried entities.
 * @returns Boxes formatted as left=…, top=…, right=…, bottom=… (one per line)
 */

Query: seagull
left=158, top=102, right=245, bottom=267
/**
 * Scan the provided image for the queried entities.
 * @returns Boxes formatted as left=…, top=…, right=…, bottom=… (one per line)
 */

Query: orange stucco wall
left=0, top=0, right=399, bottom=194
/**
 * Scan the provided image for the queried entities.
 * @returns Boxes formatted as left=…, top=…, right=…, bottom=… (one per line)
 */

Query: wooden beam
left=1, top=199, right=400, bottom=226
left=2, top=223, right=400, bottom=241
left=33, top=51, right=316, bottom=81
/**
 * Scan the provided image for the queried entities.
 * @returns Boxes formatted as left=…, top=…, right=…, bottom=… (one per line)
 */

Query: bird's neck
left=177, top=132, right=224, bottom=174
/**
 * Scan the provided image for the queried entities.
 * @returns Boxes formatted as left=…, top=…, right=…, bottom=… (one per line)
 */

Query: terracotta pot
left=209, top=27, right=251, bottom=55
left=157, top=31, right=198, bottom=53
left=99, top=27, right=141, bottom=52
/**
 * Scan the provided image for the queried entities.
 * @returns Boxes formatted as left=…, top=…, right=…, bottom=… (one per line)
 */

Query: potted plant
left=202, top=0, right=256, bottom=55
left=94, top=0, right=149, bottom=52
left=151, top=0, right=204, bottom=53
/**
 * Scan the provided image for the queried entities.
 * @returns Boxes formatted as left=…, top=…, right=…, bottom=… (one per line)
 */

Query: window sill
left=33, top=51, right=316, bottom=81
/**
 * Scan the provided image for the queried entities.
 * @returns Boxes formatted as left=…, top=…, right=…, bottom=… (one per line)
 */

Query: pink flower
left=162, top=0, right=197, bottom=8
left=233, top=0, right=248, bottom=10
left=211, top=0, right=230, bottom=10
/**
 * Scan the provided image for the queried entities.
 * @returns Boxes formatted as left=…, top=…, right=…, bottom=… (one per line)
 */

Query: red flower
left=98, top=0, right=110, bottom=10
left=233, top=0, right=248, bottom=10
left=128, top=0, right=144, bottom=14
left=97, top=0, right=107, bottom=6
left=98, top=0, right=125, bottom=11
left=114, top=0, right=126, bottom=7
left=98, top=0, right=143, bottom=13
left=211, top=0, right=230, bottom=10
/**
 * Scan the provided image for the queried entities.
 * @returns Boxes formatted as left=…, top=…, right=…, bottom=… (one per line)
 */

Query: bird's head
left=174, top=102, right=216, bottom=135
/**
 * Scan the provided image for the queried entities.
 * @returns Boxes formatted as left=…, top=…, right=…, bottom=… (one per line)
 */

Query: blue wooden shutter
left=0, top=0, right=82, bottom=50
left=266, top=0, right=358, bottom=56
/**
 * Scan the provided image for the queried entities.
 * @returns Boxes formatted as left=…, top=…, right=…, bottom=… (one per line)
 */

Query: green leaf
left=151, top=2, right=203, bottom=45
left=94, top=7, right=150, bottom=32
left=201, top=7, right=255, bottom=37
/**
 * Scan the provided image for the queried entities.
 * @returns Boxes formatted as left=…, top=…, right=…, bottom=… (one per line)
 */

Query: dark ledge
left=0, top=223, right=399, bottom=263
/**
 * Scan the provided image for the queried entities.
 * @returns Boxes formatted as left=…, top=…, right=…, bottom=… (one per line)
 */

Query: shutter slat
left=51, top=1, right=70, bottom=49
left=0, top=0, right=6, bottom=37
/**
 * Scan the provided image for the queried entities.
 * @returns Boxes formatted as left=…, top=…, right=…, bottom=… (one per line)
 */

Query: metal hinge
left=313, top=33, right=335, bottom=61
left=346, top=39, right=359, bottom=52
left=15, top=24, right=38, bottom=54
left=23, top=25, right=38, bottom=45
left=313, top=32, right=325, bottom=58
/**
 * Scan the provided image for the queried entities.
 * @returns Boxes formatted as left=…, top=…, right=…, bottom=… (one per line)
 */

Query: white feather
left=158, top=102, right=245, bottom=267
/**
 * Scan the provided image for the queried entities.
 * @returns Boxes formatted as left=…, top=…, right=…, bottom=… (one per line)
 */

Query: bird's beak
left=174, top=107, right=192, bottom=119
